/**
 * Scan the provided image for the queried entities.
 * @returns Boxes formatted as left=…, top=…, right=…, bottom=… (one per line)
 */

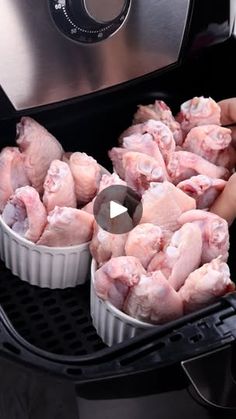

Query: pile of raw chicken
left=0, top=96, right=236, bottom=325
left=92, top=96, right=236, bottom=325
left=0, top=117, right=101, bottom=246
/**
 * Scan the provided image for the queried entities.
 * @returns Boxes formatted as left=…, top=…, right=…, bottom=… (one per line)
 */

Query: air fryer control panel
left=50, top=0, right=131, bottom=43
left=0, top=0, right=231, bottom=112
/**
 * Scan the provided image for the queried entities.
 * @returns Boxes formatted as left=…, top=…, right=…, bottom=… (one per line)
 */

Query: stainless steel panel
left=230, top=0, right=236, bottom=35
left=0, top=0, right=190, bottom=110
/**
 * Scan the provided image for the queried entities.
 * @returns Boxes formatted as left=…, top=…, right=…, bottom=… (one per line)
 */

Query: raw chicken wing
left=125, top=223, right=163, bottom=269
left=167, top=150, right=229, bottom=184
left=16, top=117, right=63, bottom=194
left=69, top=152, right=101, bottom=206
left=90, top=223, right=127, bottom=266
left=94, top=256, right=145, bottom=309
left=177, top=97, right=221, bottom=136
left=124, top=271, right=183, bottom=324
left=120, top=120, right=175, bottom=162
left=37, top=206, right=94, bottom=247
left=179, top=257, right=235, bottom=313
left=2, top=186, right=47, bottom=243
left=148, top=223, right=202, bottom=291
left=43, top=160, right=76, bottom=212
left=82, top=173, right=127, bottom=214
left=139, top=182, right=196, bottom=231
left=178, top=210, right=229, bottom=264
left=182, top=125, right=232, bottom=165
left=133, top=100, right=183, bottom=145
left=177, top=175, right=226, bottom=209
left=122, top=133, right=169, bottom=177
left=0, top=147, right=29, bottom=211
left=109, top=149, right=166, bottom=195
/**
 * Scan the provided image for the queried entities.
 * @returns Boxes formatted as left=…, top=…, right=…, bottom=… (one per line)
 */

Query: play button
left=110, top=201, right=127, bottom=219
left=93, top=185, right=143, bottom=234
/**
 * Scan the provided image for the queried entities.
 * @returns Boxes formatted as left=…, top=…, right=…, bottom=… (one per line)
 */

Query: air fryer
left=0, top=1, right=236, bottom=418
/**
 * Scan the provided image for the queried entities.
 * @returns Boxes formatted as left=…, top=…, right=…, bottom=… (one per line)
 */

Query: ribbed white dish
left=0, top=215, right=91, bottom=289
left=90, top=259, right=154, bottom=346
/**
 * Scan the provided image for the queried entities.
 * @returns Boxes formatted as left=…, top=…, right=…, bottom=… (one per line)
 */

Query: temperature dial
left=50, top=0, right=131, bottom=43
left=84, top=0, right=126, bottom=23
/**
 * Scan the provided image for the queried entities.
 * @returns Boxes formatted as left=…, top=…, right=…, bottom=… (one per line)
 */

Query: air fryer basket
left=1, top=36, right=236, bottom=408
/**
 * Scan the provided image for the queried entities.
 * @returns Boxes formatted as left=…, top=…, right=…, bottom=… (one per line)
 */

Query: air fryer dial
left=0, top=0, right=193, bottom=110
left=50, top=0, right=131, bottom=43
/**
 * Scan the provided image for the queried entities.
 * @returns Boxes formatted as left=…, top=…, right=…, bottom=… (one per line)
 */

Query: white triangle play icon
left=110, top=201, right=127, bottom=219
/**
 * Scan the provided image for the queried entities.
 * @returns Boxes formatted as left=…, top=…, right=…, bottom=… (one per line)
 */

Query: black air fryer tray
left=1, top=37, right=236, bottom=399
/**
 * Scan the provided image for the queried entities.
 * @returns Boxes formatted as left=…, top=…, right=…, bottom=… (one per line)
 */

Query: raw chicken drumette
left=37, top=206, right=94, bottom=247
left=182, top=124, right=232, bottom=166
left=177, top=96, right=221, bottom=136
left=177, top=175, right=226, bottom=209
left=43, top=160, right=76, bottom=212
left=90, top=223, right=128, bottom=267
left=2, top=186, right=47, bottom=242
left=125, top=223, right=164, bottom=269
left=0, top=147, right=29, bottom=211
left=147, top=223, right=202, bottom=291
left=16, top=117, right=63, bottom=194
left=94, top=256, right=145, bottom=309
left=132, top=100, right=183, bottom=145
left=120, top=120, right=175, bottom=163
left=167, top=150, right=229, bottom=184
left=139, top=181, right=196, bottom=231
left=122, top=133, right=169, bottom=177
left=178, top=210, right=229, bottom=264
left=109, top=149, right=166, bottom=195
left=124, top=271, right=183, bottom=324
left=179, top=257, right=235, bottom=313
left=69, top=152, right=102, bottom=206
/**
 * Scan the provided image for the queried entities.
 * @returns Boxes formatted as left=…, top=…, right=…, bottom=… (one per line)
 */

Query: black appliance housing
left=0, top=1, right=236, bottom=418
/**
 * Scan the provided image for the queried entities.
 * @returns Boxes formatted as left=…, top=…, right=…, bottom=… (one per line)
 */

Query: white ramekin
left=0, top=215, right=91, bottom=289
left=90, top=259, right=155, bottom=346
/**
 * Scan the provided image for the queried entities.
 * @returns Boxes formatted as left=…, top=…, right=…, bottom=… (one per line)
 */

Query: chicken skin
left=90, top=223, right=128, bottom=267
left=125, top=223, right=163, bottom=269
left=124, top=271, right=183, bottom=324
left=69, top=152, right=102, bottom=206
left=178, top=210, right=229, bottom=264
left=94, top=256, right=145, bottom=309
left=2, top=186, right=47, bottom=243
left=182, top=125, right=232, bottom=166
left=120, top=119, right=175, bottom=163
left=147, top=223, right=202, bottom=291
left=177, top=96, right=221, bottom=136
left=43, top=160, right=76, bottom=213
left=179, top=257, right=235, bottom=313
left=37, top=206, right=94, bottom=247
left=16, top=117, right=63, bottom=194
left=139, top=181, right=196, bottom=231
left=177, top=175, right=226, bottom=209
left=0, top=147, right=29, bottom=211
left=109, top=149, right=166, bottom=195
left=167, top=150, right=229, bottom=184
left=133, top=100, right=183, bottom=145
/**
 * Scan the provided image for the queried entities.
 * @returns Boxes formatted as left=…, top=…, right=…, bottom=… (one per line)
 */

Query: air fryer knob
left=51, top=0, right=131, bottom=43
left=83, top=0, right=126, bottom=23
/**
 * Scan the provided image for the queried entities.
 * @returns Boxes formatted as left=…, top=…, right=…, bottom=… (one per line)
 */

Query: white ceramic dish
left=0, top=215, right=91, bottom=289
left=0, top=164, right=111, bottom=289
left=90, top=259, right=155, bottom=346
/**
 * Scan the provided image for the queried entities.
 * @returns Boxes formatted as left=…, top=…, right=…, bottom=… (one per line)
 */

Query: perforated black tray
left=0, top=37, right=236, bottom=389
left=0, top=262, right=105, bottom=356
